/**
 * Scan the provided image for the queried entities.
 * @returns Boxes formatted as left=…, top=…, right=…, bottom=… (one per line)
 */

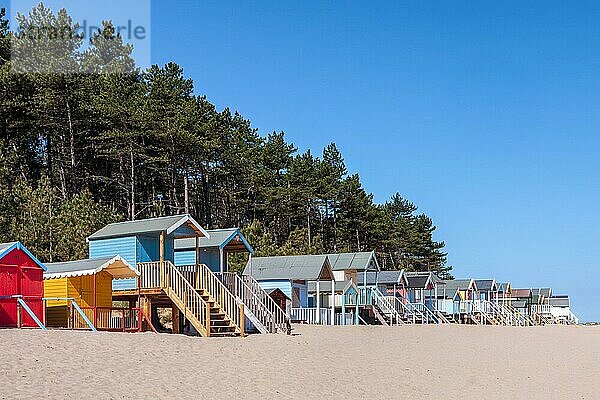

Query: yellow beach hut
left=43, top=256, right=139, bottom=329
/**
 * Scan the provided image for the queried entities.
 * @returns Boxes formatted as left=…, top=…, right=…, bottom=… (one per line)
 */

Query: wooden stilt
left=172, top=303, right=180, bottom=334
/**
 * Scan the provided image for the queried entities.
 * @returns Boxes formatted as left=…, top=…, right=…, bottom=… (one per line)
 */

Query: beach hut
left=243, top=255, right=334, bottom=324
left=174, top=228, right=253, bottom=274
left=265, top=288, right=291, bottom=315
left=495, top=282, right=512, bottom=303
left=548, top=295, right=578, bottom=324
left=356, top=270, right=409, bottom=299
left=87, top=214, right=209, bottom=291
left=509, top=289, right=532, bottom=316
left=441, top=279, right=477, bottom=316
left=306, top=280, right=362, bottom=324
left=43, top=256, right=140, bottom=330
left=88, top=215, right=249, bottom=337
left=474, top=279, right=498, bottom=301
left=0, top=242, right=46, bottom=329
left=327, top=251, right=379, bottom=283
left=405, top=271, right=445, bottom=309
left=309, top=251, right=381, bottom=309
left=531, top=288, right=552, bottom=305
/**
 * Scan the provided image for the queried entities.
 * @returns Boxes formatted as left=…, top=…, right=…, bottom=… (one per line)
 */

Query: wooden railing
left=360, top=287, right=403, bottom=325
left=503, top=302, right=535, bottom=326
left=137, top=261, right=211, bottom=336
left=43, top=297, right=96, bottom=331
left=196, top=264, right=242, bottom=334
left=459, top=300, right=474, bottom=314
left=384, top=296, right=414, bottom=323
left=75, top=307, right=156, bottom=332
left=406, top=302, right=440, bottom=324
left=222, top=272, right=290, bottom=334
left=291, top=307, right=331, bottom=324
left=531, top=304, right=552, bottom=315
left=484, top=301, right=516, bottom=325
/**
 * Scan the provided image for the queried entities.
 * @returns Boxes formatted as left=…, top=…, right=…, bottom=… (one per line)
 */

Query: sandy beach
left=1, top=324, right=598, bottom=399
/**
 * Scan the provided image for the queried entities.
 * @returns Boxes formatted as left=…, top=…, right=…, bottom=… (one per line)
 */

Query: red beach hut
left=0, top=242, right=46, bottom=328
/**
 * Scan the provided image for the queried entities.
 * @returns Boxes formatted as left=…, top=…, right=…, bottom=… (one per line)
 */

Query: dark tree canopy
left=0, top=5, right=452, bottom=278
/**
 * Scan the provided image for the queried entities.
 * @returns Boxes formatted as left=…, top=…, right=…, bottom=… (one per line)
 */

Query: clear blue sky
left=6, top=1, right=600, bottom=321
left=150, top=1, right=600, bottom=321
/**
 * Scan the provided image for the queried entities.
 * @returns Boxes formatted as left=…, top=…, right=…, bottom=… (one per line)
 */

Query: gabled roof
left=441, top=279, right=476, bottom=299
left=326, top=251, right=379, bottom=272
left=405, top=271, right=444, bottom=289
left=88, top=214, right=209, bottom=241
left=0, top=242, right=46, bottom=271
left=356, top=270, right=408, bottom=286
left=243, top=255, right=334, bottom=281
left=0, top=242, right=13, bottom=254
left=265, top=288, right=291, bottom=300
left=44, top=256, right=139, bottom=280
left=175, top=228, right=253, bottom=253
left=474, top=279, right=497, bottom=292
left=308, top=280, right=359, bottom=294
left=498, top=282, right=511, bottom=293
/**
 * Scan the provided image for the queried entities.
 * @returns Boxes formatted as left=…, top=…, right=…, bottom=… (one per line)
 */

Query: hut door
left=292, top=287, right=301, bottom=308
left=20, top=268, right=44, bottom=328
left=0, top=266, right=19, bottom=327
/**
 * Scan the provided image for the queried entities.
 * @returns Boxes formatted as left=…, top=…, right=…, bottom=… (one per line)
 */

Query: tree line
left=0, top=4, right=452, bottom=278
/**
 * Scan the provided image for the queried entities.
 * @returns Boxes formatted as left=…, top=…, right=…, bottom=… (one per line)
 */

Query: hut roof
left=405, top=271, right=444, bottom=289
left=88, top=214, right=208, bottom=241
left=44, top=256, right=138, bottom=279
left=0, top=241, right=46, bottom=271
left=498, top=282, right=511, bottom=293
left=326, top=251, right=379, bottom=272
left=265, top=288, right=291, bottom=300
left=356, top=270, right=408, bottom=286
left=0, top=242, right=13, bottom=253
left=549, top=296, right=570, bottom=307
left=474, top=279, right=497, bottom=292
left=307, top=280, right=359, bottom=294
left=243, top=255, right=334, bottom=281
left=175, top=228, right=253, bottom=253
left=441, top=279, right=475, bottom=298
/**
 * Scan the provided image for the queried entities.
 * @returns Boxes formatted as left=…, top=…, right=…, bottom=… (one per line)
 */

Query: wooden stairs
left=197, top=288, right=240, bottom=337
left=138, top=261, right=243, bottom=337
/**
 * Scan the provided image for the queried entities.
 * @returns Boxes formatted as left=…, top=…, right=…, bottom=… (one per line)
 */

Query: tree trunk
left=130, top=146, right=135, bottom=220
left=66, top=97, right=76, bottom=194
left=183, top=172, right=189, bottom=214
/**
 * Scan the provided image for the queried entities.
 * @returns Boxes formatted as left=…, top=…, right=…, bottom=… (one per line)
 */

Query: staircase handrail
left=220, top=272, right=274, bottom=333
left=138, top=261, right=211, bottom=336
left=482, top=300, right=510, bottom=325
left=506, top=303, right=535, bottom=326
left=196, top=264, right=242, bottom=333
left=369, top=287, right=403, bottom=325
left=238, top=273, right=290, bottom=333
left=384, top=296, right=412, bottom=324
left=407, top=301, right=442, bottom=324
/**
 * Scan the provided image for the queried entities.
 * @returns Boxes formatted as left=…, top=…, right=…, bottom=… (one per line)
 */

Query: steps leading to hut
left=137, top=261, right=242, bottom=337
left=197, top=289, right=239, bottom=337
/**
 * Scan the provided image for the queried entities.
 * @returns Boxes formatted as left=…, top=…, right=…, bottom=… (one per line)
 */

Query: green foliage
left=0, top=4, right=452, bottom=277
left=0, top=173, right=119, bottom=262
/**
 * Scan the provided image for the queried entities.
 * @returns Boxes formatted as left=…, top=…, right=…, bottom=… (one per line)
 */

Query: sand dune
left=1, top=324, right=598, bottom=399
